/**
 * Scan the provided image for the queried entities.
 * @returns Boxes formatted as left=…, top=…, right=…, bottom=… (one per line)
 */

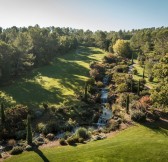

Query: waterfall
left=97, top=76, right=113, bottom=126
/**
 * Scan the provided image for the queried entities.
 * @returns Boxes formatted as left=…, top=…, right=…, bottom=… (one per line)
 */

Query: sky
left=0, top=0, right=168, bottom=31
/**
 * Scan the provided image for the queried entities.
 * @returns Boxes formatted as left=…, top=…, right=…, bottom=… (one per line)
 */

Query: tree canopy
left=113, top=39, right=132, bottom=58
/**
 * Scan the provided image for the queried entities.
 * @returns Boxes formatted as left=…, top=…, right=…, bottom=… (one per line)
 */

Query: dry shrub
left=7, top=139, right=16, bottom=146
left=139, top=95, right=151, bottom=105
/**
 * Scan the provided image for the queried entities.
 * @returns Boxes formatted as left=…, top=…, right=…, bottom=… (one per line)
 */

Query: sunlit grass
left=5, top=124, right=168, bottom=162
left=0, top=47, right=106, bottom=107
left=133, top=60, right=158, bottom=89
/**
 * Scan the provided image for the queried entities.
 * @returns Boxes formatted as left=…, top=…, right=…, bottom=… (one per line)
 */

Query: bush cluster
left=103, top=54, right=120, bottom=64
left=113, top=65, right=129, bottom=73
left=36, top=121, right=60, bottom=135
left=59, top=138, right=67, bottom=145
left=66, top=136, right=78, bottom=145
left=75, top=127, right=90, bottom=140
left=108, top=120, right=120, bottom=131
left=63, top=131, right=72, bottom=140
left=116, top=83, right=128, bottom=93
left=131, top=110, right=146, bottom=122
left=132, top=68, right=138, bottom=75
left=89, top=62, right=105, bottom=81
left=10, top=146, right=23, bottom=155
left=96, top=81, right=104, bottom=88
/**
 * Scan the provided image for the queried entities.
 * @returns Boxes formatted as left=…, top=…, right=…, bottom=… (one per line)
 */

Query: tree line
left=129, top=27, right=168, bottom=108
left=0, top=25, right=168, bottom=108
left=0, top=25, right=78, bottom=82
left=0, top=25, right=135, bottom=83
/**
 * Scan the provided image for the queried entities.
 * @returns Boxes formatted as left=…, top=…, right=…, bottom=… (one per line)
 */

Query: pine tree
left=137, top=79, right=140, bottom=96
left=142, top=67, right=145, bottom=79
left=130, top=79, right=133, bottom=92
left=84, top=82, right=88, bottom=101
left=26, top=114, right=32, bottom=145
left=0, top=103, right=5, bottom=127
left=126, top=94, right=130, bottom=114
left=131, top=52, right=134, bottom=64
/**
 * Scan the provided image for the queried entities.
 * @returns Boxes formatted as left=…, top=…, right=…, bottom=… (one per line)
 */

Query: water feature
left=97, top=75, right=113, bottom=126
left=128, top=64, right=134, bottom=74
left=101, top=88, right=108, bottom=103
left=103, top=75, right=109, bottom=85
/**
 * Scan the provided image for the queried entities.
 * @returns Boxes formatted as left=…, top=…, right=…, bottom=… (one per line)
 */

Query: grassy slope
left=0, top=46, right=106, bottom=107
left=132, top=60, right=158, bottom=89
left=5, top=124, right=168, bottom=162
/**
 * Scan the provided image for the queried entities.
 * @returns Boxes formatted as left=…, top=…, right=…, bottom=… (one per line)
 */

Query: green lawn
left=0, top=46, right=106, bottom=108
left=132, top=60, right=158, bottom=89
left=5, top=124, right=168, bottom=162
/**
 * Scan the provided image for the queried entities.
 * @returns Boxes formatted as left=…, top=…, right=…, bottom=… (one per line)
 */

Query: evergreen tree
left=130, top=79, right=133, bottom=92
left=84, top=82, right=88, bottom=101
left=137, top=79, right=140, bottom=96
left=0, top=103, right=5, bottom=127
left=126, top=95, right=129, bottom=114
left=142, top=67, right=145, bottom=79
left=131, top=52, right=134, bottom=64
left=26, top=114, right=32, bottom=145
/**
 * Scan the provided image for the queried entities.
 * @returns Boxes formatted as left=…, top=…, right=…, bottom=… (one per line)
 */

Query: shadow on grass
left=136, top=73, right=143, bottom=78
left=0, top=46, right=105, bottom=107
left=1, top=58, right=90, bottom=105
left=1, top=81, right=64, bottom=108
left=33, top=148, right=50, bottom=162
left=142, top=120, right=168, bottom=136
left=69, top=143, right=77, bottom=147
left=140, top=111, right=168, bottom=136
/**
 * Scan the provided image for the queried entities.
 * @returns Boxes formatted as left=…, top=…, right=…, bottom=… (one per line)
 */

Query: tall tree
left=151, top=82, right=168, bottom=108
left=130, top=79, right=133, bottom=92
left=26, top=114, right=32, bottom=145
left=0, top=40, right=14, bottom=81
left=137, top=79, right=140, bottom=96
left=151, top=54, right=168, bottom=107
left=142, top=67, right=145, bottom=79
left=131, top=52, right=134, bottom=64
left=13, top=32, right=35, bottom=75
left=145, top=60, right=154, bottom=81
left=113, top=39, right=132, bottom=58
left=154, top=29, right=168, bottom=55
left=94, top=30, right=107, bottom=50
left=84, top=82, right=88, bottom=101
left=0, top=103, right=5, bottom=127
left=153, top=54, right=168, bottom=81
left=126, top=94, right=129, bottom=114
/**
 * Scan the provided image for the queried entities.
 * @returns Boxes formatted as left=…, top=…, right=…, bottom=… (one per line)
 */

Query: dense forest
left=0, top=25, right=168, bottom=108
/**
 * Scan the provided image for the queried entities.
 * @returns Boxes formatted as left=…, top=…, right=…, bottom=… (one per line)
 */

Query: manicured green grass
left=5, top=124, right=168, bottom=162
left=0, top=46, right=106, bottom=107
left=132, top=60, right=158, bottom=89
